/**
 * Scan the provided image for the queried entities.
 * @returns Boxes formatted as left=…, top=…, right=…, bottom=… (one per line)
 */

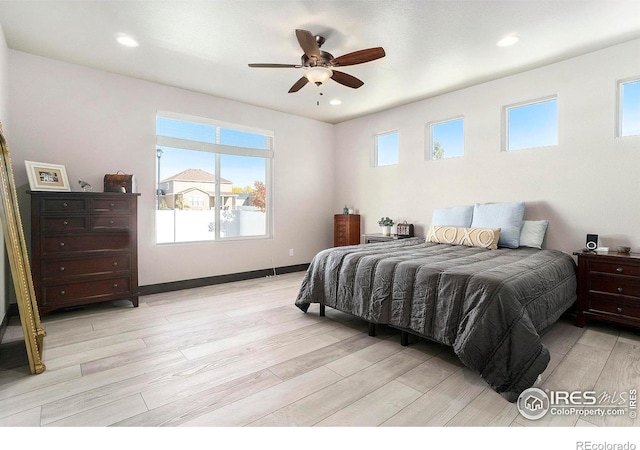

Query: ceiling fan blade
left=330, top=47, right=386, bottom=67
left=295, top=29, right=321, bottom=59
left=288, top=76, right=309, bottom=93
left=248, top=63, right=302, bottom=68
left=331, top=70, right=364, bottom=89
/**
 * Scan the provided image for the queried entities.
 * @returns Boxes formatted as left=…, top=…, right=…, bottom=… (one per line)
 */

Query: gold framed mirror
left=0, top=122, right=45, bottom=374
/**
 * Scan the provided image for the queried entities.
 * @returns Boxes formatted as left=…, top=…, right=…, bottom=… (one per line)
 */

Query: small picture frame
left=25, top=161, right=71, bottom=192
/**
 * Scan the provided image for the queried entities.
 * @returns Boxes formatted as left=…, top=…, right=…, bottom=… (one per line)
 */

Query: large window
left=155, top=112, right=273, bottom=244
left=374, top=131, right=399, bottom=166
left=504, top=96, right=558, bottom=151
left=428, top=117, right=464, bottom=160
left=618, top=77, right=640, bottom=137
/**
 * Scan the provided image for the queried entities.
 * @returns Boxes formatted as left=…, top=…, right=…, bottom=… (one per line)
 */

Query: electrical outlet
left=289, top=248, right=294, bottom=257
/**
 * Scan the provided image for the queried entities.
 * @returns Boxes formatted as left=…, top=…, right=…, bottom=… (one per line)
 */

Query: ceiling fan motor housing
left=301, top=51, right=334, bottom=68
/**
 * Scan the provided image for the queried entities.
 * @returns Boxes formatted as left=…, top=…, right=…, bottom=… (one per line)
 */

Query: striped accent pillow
left=426, top=225, right=501, bottom=250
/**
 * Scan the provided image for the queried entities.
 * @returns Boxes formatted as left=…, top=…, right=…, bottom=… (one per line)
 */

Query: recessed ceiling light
left=497, top=33, right=519, bottom=47
left=329, top=99, right=342, bottom=106
left=115, top=33, right=139, bottom=48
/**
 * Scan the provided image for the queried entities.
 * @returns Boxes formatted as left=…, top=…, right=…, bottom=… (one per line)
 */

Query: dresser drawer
left=42, top=234, right=130, bottom=255
left=41, top=198, right=87, bottom=213
left=91, top=215, right=131, bottom=231
left=43, top=277, right=131, bottom=304
left=588, top=274, right=640, bottom=298
left=42, top=255, right=130, bottom=280
left=588, top=295, right=640, bottom=320
left=92, top=198, right=131, bottom=212
left=589, top=260, right=640, bottom=277
left=41, top=216, right=89, bottom=232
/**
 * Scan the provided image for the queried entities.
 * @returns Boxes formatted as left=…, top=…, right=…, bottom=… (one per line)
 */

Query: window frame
left=155, top=110, right=274, bottom=244
left=426, top=116, right=465, bottom=161
left=617, top=76, right=640, bottom=138
left=373, top=130, right=399, bottom=167
left=502, top=95, right=559, bottom=152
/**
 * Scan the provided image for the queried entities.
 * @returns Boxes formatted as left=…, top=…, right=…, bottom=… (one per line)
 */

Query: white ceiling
left=1, top=0, right=639, bottom=124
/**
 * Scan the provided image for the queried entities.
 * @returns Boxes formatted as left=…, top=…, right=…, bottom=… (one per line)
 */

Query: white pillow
left=431, top=205, right=474, bottom=227
left=426, top=225, right=501, bottom=250
left=470, top=202, right=525, bottom=248
left=519, top=220, right=549, bottom=249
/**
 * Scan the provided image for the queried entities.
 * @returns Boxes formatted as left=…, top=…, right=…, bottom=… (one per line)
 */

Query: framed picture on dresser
left=25, top=160, right=71, bottom=191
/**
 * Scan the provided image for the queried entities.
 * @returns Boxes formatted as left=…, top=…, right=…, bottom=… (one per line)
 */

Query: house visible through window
left=619, top=77, right=640, bottom=137
left=375, top=131, right=399, bottom=166
left=505, top=96, right=558, bottom=151
left=429, top=117, right=464, bottom=160
left=156, top=112, right=273, bottom=243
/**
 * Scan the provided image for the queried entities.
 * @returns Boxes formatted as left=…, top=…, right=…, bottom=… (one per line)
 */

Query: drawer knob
left=62, top=202, right=68, bottom=207
left=109, top=220, right=114, bottom=225
left=63, top=220, right=68, bottom=226
left=110, top=203, right=115, bottom=207
left=616, top=267, right=624, bottom=273
left=112, top=262, right=118, bottom=267
left=113, top=283, right=118, bottom=288
left=617, top=287, right=624, bottom=294
left=617, top=307, right=623, bottom=313
left=59, top=242, right=65, bottom=247
left=60, top=290, right=65, bottom=295
left=59, top=266, right=65, bottom=272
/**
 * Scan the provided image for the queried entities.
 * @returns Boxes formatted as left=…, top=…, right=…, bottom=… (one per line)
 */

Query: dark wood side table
left=334, top=214, right=360, bottom=246
left=363, top=233, right=396, bottom=243
left=574, top=250, right=640, bottom=329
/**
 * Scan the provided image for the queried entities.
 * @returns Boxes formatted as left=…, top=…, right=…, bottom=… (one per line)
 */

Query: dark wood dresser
left=334, top=214, right=360, bottom=247
left=575, top=251, right=640, bottom=329
left=29, top=191, right=140, bottom=315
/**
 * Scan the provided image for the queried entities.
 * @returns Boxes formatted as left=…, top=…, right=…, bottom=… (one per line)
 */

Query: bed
left=295, top=236, right=577, bottom=402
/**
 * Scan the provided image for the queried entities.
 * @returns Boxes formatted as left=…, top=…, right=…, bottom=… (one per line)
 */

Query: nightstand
left=334, top=214, right=360, bottom=246
left=574, top=251, right=640, bottom=329
left=363, top=233, right=396, bottom=243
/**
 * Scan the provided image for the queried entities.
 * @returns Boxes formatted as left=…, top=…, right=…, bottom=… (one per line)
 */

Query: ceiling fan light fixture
left=305, top=67, right=333, bottom=85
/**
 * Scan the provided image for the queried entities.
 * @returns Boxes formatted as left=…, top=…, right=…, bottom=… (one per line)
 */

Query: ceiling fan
left=248, top=29, right=385, bottom=93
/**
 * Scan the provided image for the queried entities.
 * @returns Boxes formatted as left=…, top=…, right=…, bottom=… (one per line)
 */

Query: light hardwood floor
left=0, top=272, right=638, bottom=431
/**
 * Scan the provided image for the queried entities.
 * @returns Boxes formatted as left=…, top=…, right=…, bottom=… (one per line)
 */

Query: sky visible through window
left=621, top=79, right=640, bottom=137
left=156, top=117, right=266, bottom=189
left=508, top=98, right=558, bottom=151
left=431, top=118, right=464, bottom=159
left=376, top=131, right=399, bottom=166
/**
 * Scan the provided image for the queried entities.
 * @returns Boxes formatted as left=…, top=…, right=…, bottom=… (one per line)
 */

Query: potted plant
left=378, top=216, right=394, bottom=236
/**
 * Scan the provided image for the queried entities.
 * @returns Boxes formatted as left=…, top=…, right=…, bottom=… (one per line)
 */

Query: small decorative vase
left=382, top=226, right=391, bottom=236
left=343, top=205, right=349, bottom=214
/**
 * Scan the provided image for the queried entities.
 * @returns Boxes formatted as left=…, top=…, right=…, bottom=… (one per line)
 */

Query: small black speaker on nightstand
left=586, top=234, right=598, bottom=251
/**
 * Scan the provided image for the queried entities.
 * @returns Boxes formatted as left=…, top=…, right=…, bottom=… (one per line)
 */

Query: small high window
left=504, top=97, right=558, bottom=151
left=428, top=117, right=464, bottom=160
left=375, top=131, right=399, bottom=166
left=618, top=78, right=640, bottom=137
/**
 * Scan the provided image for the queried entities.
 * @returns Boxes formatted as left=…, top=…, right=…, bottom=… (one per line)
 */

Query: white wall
left=334, top=39, right=640, bottom=255
left=0, top=23, right=8, bottom=321
left=7, top=51, right=335, bottom=286
left=5, top=38, right=639, bottom=292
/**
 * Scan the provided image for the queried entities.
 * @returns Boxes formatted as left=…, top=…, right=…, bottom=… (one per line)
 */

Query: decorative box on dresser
left=29, top=191, right=140, bottom=315
left=575, top=251, right=640, bottom=329
left=334, top=214, right=361, bottom=247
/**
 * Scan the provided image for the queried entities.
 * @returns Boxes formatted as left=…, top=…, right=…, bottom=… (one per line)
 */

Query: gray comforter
left=295, top=238, right=577, bottom=402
